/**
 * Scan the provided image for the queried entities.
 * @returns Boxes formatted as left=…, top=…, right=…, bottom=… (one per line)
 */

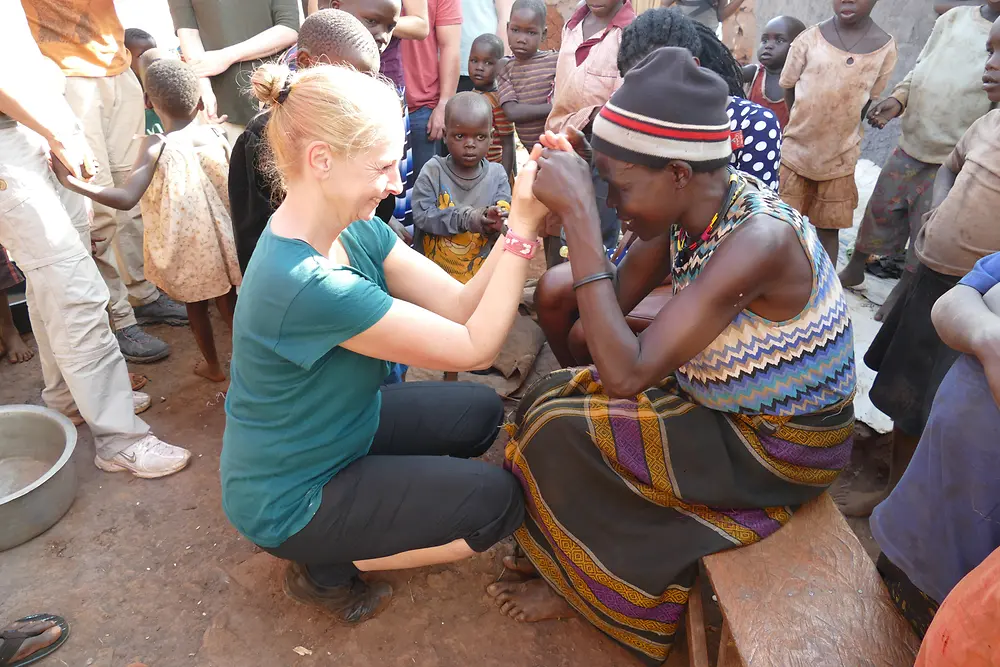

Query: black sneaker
left=283, top=562, right=392, bottom=624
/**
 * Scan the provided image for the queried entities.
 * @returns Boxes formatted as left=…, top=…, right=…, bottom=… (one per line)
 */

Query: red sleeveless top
left=748, top=65, right=789, bottom=129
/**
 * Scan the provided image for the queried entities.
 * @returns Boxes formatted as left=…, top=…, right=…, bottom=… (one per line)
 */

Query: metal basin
left=0, top=405, right=78, bottom=552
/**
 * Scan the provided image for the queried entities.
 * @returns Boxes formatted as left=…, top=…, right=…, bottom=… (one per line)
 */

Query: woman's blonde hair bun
left=251, top=62, right=291, bottom=108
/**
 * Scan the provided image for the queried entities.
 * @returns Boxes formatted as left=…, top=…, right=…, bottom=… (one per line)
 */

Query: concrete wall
left=755, top=0, right=937, bottom=164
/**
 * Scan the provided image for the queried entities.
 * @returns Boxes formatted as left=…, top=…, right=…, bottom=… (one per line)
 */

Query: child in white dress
left=54, top=59, right=241, bottom=383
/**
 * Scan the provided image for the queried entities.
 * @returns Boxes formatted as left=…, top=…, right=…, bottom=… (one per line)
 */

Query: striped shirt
left=497, top=51, right=558, bottom=148
left=478, top=89, right=514, bottom=165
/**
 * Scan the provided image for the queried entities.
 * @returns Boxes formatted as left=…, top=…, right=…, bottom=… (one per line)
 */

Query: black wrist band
left=572, top=271, right=615, bottom=290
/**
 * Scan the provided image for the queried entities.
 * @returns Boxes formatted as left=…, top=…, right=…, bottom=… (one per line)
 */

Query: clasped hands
left=508, top=128, right=599, bottom=240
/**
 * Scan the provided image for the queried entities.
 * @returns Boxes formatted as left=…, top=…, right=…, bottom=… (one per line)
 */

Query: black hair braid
left=690, top=21, right=745, bottom=98
left=617, top=8, right=701, bottom=77
left=617, top=7, right=745, bottom=99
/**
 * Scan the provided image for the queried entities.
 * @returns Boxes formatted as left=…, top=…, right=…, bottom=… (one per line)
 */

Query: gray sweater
left=411, top=156, right=512, bottom=252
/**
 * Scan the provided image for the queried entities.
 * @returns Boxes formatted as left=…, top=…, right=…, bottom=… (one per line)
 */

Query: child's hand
left=867, top=98, right=903, bottom=129
left=49, top=152, right=77, bottom=189
left=484, top=206, right=507, bottom=231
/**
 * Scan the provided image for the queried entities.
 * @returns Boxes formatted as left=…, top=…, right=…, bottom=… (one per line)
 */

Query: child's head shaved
left=297, top=9, right=381, bottom=73
left=145, top=59, right=201, bottom=118
left=444, top=91, right=494, bottom=128
left=124, top=27, right=156, bottom=51
left=768, top=15, right=806, bottom=40
left=137, top=47, right=171, bottom=84
left=471, top=33, right=504, bottom=60
left=510, top=0, right=546, bottom=27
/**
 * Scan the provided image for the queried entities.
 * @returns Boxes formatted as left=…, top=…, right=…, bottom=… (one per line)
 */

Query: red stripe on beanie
left=599, top=107, right=731, bottom=142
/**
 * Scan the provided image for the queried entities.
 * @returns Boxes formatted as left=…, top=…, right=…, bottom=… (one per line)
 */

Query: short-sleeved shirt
left=167, top=0, right=300, bottom=126
left=402, top=0, right=463, bottom=111
left=546, top=0, right=636, bottom=135
left=222, top=219, right=398, bottom=547
left=479, top=89, right=513, bottom=164
left=728, top=97, right=781, bottom=191
left=459, top=0, right=498, bottom=77
left=780, top=26, right=898, bottom=181
left=916, top=111, right=1000, bottom=277
left=871, top=254, right=1000, bottom=607
left=21, top=0, right=131, bottom=78
left=497, top=51, right=558, bottom=148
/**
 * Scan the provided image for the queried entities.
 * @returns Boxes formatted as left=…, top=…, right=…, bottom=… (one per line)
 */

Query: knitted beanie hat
left=591, top=46, right=733, bottom=168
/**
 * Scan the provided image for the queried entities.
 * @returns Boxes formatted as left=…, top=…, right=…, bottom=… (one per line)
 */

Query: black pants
left=265, top=381, right=524, bottom=586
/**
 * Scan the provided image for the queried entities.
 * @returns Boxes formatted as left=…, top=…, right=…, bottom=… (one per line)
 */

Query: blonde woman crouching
left=221, top=63, right=548, bottom=622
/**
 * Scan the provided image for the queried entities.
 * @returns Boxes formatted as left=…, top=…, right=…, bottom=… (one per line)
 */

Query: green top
left=167, top=0, right=300, bottom=126
left=222, top=219, right=398, bottom=547
left=145, top=109, right=164, bottom=136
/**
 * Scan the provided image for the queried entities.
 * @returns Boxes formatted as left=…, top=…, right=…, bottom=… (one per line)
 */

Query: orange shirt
left=21, top=0, right=130, bottom=78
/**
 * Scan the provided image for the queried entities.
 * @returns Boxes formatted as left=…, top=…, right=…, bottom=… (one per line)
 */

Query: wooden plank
left=703, top=493, right=921, bottom=667
left=685, top=577, right=710, bottom=667
left=717, top=621, right=741, bottom=667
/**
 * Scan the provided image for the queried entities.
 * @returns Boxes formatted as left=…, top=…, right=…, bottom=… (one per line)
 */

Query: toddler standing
left=469, top=33, right=515, bottom=182
left=497, top=0, right=559, bottom=151
left=779, top=0, right=897, bottom=262
left=412, top=92, right=511, bottom=283
left=55, top=60, right=241, bottom=383
left=742, top=15, right=805, bottom=128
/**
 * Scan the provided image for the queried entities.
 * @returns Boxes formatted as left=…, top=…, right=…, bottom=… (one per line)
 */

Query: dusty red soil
left=0, top=313, right=883, bottom=667
left=0, top=319, right=671, bottom=667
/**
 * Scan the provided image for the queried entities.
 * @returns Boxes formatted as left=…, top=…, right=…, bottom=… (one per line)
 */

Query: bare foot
left=486, top=579, right=574, bottom=622
left=1, top=325, right=33, bottom=363
left=0, top=619, right=63, bottom=662
left=194, top=359, right=226, bottom=383
left=833, top=486, right=889, bottom=517
left=502, top=554, right=539, bottom=577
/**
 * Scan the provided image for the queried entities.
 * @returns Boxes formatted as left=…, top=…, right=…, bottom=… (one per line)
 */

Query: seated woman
left=486, top=47, right=856, bottom=664
left=222, top=63, right=548, bottom=622
left=538, top=7, right=783, bottom=367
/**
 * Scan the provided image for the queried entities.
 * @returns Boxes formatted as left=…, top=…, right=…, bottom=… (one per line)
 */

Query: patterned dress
left=505, top=171, right=856, bottom=664
left=140, top=125, right=242, bottom=303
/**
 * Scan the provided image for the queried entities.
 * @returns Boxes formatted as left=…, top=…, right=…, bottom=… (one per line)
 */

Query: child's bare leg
left=838, top=248, right=869, bottom=288
left=0, top=290, right=33, bottom=364
left=186, top=300, right=226, bottom=382
left=816, top=229, right=841, bottom=267
left=215, top=288, right=237, bottom=330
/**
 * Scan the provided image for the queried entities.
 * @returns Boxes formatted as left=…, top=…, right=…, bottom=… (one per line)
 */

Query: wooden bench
left=685, top=493, right=921, bottom=667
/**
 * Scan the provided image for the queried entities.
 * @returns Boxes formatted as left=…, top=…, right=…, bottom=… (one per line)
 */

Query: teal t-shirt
left=222, top=218, right=398, bottom=548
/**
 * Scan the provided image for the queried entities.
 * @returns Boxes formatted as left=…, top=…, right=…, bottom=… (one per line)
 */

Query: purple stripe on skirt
left=761, top=433, right=853, bottom=470
left=609, top=405, right=652, bottom=485
left=717, top=507, right=783, bottom=540
left=509, top=461, right=685, bottom=624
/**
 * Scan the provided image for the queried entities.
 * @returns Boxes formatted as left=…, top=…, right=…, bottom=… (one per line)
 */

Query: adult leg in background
left=409, top=106, right=440, bottom=183
left=266, top=382, right=523, bottom=621
left=63, top=70, right=174, bottom=362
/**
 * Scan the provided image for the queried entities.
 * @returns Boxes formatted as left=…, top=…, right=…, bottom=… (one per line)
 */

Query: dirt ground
left=0, top=311, right=887, bottom=667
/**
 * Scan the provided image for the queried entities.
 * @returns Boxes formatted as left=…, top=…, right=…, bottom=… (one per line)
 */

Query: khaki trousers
left=64, top=69, right=158, bottom=330
left=0, top=126, right=149, bottom=459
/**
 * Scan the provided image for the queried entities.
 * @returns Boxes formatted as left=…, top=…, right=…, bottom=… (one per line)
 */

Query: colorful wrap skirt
left=505, top=367, right=855, bottom=664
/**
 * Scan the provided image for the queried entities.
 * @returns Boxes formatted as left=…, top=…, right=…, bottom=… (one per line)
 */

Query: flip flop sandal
left=0, top=614, right=69, bottom=667
left=130, top=373, right=149, bottom=392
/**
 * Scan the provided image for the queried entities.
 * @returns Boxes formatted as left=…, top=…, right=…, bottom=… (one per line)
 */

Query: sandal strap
left=0, top=634, right=27, bottom=666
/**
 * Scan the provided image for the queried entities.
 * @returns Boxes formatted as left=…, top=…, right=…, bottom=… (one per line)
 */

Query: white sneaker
left=66, top=391, right=152, bottom=427
left=95, top=433, right=192, bottom=478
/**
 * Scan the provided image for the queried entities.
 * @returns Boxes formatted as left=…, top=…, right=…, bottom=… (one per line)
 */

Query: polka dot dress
left=728, top=98, right=782, bottom=191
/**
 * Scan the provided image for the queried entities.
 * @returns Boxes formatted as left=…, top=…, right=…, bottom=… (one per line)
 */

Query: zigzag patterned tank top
left=672, top=171, right=856, bottom=416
